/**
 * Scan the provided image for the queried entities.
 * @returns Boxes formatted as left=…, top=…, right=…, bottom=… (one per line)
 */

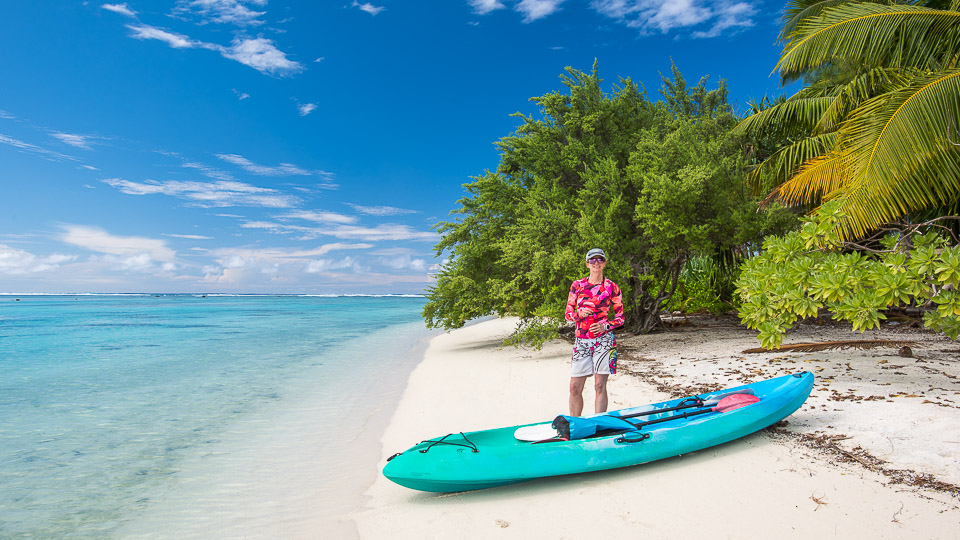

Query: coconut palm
left=734, top=0, right=960, bottom=239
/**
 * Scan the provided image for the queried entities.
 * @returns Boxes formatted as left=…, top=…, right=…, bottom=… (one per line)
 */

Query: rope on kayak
left=419, top=432, right=479, bottom=454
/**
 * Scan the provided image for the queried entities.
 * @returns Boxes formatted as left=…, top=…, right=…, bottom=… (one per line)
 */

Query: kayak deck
left=383, top=372, right=814, bottom=492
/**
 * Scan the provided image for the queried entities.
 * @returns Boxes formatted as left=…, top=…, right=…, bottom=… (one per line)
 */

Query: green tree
left=733, top=0, right=960, bottom=240
left=424, top=63, right=787, bottom=344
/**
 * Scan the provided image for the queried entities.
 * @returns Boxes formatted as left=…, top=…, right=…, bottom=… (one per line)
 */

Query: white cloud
left=516, top=0, right=565, bottom=22
left=201, top=243, right=372, bottom=282
left=60, top=225, right=177, bottom=263
left=124, top=25, right=303, bottom=77
left=173, top=0, right=267, bottom=26
left=215, top=153, right=315, bottom=176
left=469, top=0, right=507, bottom=14
left=467, top=0, right=566, bottom=23
left=379, top=254, right=427, bottom=271
left=102, top=178, right=299, bottom=208
left=50, top=131, right=95, bottom=149
left=165, top=233, right=213, bottom=239
left=181, top=161, right=236, bottom=181
left=648, top=0, right=712, bottom=33
left=0, top=133, right=78, bottom=161
left=222, top=37, right=304, bottom=76
left=297, top=102, right=317, bottom=116
left=347, top=203, right=418, bottom=216
left=284, top=210, right=357, bottom=224
left=211, top=243, right=373, bottom=261
left=0, top=245, right=76, bottom=275
left=126, top=24, right=198, bottom=48
left=305, top=256, right=361, bottom=273
left=233, top=88, right=251, bottom=100
left=238, top=217, right=437, bottom=242
left=103, top=253, right=157, bottom=271
left=239, top=220, right=289, bottom=232
left=309, top=224, right=438, bottom=242
left=590, top=0, right=638, bottom=18
left=590, top=0, right=756, bottom=36
left=102, top=3, right=137, bottom=17
left=690, top=1, right=755, bottom=38
left=352, top=1, right=385, bottom=16
left=429, top=258, right=450, bottom=272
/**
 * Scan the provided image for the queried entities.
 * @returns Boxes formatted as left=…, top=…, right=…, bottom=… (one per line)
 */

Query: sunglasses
left=588, top=257, right=606, bottom=264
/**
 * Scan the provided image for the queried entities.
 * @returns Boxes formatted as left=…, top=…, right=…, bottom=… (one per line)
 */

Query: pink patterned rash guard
left=564, top=278, right=625, bottom=339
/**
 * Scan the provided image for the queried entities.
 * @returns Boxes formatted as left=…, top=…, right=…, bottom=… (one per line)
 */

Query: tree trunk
left=629, top=254, right=685, bottom=334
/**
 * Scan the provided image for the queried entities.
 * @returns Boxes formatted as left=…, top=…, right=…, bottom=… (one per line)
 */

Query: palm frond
left=779, top=0, right=918, bottom=43
left=777, top=151, right=851, bottom=205
left=815, top=66, right=918, bottom=132
left=835, top=68, right=960, bottom=238
left=779, top=0, right=861, bottom=43
left=732, top=96, right=836, bottom=136
left=778, top=4, right=960, bottom=83
left=747, top=133, right=838, bottom=193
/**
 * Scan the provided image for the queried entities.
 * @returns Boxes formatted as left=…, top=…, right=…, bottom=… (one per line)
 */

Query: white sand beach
left=352, top=317, right=960, bottom=538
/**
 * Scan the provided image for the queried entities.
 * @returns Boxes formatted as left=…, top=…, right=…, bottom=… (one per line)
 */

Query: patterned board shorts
left=571, top=332, right=617, bottom=377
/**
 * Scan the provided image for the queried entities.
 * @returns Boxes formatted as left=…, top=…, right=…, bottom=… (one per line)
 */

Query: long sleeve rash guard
left=564, top=277, right=625, bottom=339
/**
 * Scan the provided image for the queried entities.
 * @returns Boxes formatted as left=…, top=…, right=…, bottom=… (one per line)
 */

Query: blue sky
left=1, top=0, right=794, bottom=294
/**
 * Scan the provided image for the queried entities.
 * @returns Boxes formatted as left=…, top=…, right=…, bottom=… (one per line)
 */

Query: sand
left=352, top=317, right=960, bottom=538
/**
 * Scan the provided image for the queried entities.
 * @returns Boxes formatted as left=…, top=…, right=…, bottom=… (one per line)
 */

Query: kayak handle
left=616, top=432, right=650, bottom=444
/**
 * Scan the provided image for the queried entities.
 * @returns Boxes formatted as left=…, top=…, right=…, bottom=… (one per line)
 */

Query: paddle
left=617, top=389, right=755, bottom=421
left=551, top=392, right=761, bottom=441
left=514, top=389, right=756, bottom=442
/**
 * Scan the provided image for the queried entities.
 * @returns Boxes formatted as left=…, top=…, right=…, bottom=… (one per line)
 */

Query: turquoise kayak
left=383, top=372, right=814, bottom=492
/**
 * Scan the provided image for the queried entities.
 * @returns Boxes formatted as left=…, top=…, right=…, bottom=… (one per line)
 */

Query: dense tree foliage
left=424, top=63, right=790, bottom=344
left=734, top=0, right=960, bottom=347
left=733, top=0, right=960, bottom=240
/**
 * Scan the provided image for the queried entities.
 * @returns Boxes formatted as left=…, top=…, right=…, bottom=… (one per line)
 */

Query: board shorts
left=571, top=332, right=617, bottom=377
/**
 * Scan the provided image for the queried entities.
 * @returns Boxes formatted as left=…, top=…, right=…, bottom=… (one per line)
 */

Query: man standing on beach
left=564, top=248, right=624, bottom=416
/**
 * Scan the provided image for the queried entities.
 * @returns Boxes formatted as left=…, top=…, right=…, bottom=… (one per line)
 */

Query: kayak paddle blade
left=713, top=393, right=760, bottom=412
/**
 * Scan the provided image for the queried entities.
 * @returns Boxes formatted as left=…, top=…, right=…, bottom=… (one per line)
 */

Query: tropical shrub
left=736, top=200, right=960, bottom=348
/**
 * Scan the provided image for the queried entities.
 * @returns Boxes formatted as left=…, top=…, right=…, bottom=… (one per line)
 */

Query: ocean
left=0, top=294, right=434, bottom=538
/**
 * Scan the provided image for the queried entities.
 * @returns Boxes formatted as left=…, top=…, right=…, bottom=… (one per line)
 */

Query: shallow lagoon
left=0, top=294, right=431, bottom=537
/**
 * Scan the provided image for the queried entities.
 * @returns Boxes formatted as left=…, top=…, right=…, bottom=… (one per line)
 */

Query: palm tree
left=733, top=0, right=960, bottom=239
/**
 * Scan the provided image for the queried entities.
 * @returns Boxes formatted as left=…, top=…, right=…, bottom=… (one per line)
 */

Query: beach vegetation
left=736, top=201, right=960, bottom=348
left=733, top=0, right=960, bottom=239
left=424, top=63, right=792, bottom=345
left=666, top=255, right=742, bottom=315
left=733, top=0, right=960, bottom=346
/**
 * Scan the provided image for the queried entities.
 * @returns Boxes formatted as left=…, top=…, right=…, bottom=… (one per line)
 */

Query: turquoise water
left=0, top=294, right=431, bottom=537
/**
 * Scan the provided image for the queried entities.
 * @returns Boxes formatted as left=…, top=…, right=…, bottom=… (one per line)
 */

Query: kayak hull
left=383, top=371, right=814, bottom=492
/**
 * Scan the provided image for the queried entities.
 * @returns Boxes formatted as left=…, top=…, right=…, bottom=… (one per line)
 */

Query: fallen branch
left=743, top=339, right=915, bottom=354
